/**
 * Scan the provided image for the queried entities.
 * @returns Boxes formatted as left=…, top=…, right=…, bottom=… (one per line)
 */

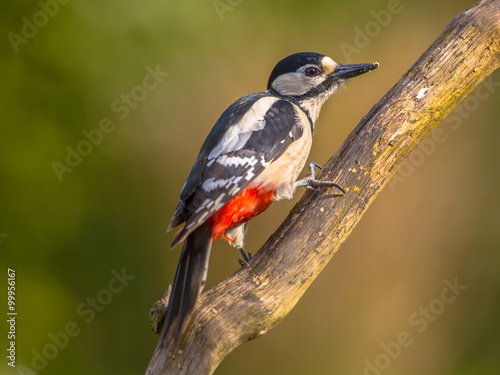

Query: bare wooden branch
left=146, top=1, right=500, bottom=373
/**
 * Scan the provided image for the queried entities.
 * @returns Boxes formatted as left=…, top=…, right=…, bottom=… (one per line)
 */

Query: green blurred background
left=1, top=0, right=499, bottom=374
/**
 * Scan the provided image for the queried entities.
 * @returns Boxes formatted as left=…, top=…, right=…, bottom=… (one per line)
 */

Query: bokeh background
left=1, top=0, right=499, bottom=374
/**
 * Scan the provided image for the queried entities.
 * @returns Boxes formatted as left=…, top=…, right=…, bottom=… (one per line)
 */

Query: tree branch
left=146, top=0, right=500, bottom=373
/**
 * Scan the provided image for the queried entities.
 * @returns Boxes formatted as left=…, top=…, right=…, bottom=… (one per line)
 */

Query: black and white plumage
left=168, top=94, right=303, bottom=248
left=162, top=52, right=378, bottom=343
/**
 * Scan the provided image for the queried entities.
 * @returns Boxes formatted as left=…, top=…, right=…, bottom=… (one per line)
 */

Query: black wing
left=169, top=93, right=304, bottom=247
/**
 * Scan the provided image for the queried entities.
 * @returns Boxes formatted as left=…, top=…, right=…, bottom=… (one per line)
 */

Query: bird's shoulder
left=198, top=92, right=303, bottom=156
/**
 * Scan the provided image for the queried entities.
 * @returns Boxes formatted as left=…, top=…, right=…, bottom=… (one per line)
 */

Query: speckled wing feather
left=169, top=93, right=304, bottom=248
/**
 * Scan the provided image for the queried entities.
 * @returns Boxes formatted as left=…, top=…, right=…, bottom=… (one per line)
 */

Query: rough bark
left=146, top=0, right=500, bottom=373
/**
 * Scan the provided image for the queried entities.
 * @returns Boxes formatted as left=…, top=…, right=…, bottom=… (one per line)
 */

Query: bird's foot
left=296, top=162, right=345, bottom=193
left=237, top=247, right=253, bottom=267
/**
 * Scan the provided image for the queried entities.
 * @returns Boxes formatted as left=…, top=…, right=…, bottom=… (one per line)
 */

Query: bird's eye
left=305, top=67, right=319, bottom=77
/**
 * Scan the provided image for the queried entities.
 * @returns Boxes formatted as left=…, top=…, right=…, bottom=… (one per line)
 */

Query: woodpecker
left=162, top=52, right=378, bottom=342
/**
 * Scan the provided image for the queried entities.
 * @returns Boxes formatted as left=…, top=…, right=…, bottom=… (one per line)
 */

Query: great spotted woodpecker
left=163, top=52, right=378, bottom=342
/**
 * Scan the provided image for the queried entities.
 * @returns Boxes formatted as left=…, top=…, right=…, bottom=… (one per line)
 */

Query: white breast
left=253, top=104, right=313, bottom=201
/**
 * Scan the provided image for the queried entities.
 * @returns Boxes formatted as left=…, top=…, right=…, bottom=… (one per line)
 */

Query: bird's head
left=267, top=52, right=379, bottom=121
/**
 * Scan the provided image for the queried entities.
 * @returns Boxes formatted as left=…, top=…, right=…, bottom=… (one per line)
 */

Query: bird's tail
left=161, top=224, right=213, bottom=344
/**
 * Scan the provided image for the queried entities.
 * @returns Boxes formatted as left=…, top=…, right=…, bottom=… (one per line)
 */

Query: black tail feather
left=161, top=225, right=213, bottom=345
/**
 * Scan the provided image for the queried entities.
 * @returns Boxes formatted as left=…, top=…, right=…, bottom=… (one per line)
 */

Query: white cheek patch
left=271, top=72, right=315, bottom=96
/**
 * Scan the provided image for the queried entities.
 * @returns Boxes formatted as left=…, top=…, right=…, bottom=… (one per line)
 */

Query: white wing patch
left=245, top=168, right=255, bottom=181
left=201, top=176, right=243, bottom=192
left=217, top=155, right=258, bottom=168
left=191, top=193, right=228, bottom=226
left=207, top=96, right=279, bottom=160
left=260, top=155, right=271, bottom=167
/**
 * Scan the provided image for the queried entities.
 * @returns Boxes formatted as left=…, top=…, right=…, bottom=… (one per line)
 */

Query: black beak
left=331, top=62, right=379, bottom=80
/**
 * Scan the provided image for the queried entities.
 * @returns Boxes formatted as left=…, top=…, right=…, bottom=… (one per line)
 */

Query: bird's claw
left=296, top=162, right=345, bottom=194
left=237, top=248, right=253, bottom=267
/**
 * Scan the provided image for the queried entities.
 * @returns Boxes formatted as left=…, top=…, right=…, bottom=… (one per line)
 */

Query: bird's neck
left=296, top=93, right=330, bottom=124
